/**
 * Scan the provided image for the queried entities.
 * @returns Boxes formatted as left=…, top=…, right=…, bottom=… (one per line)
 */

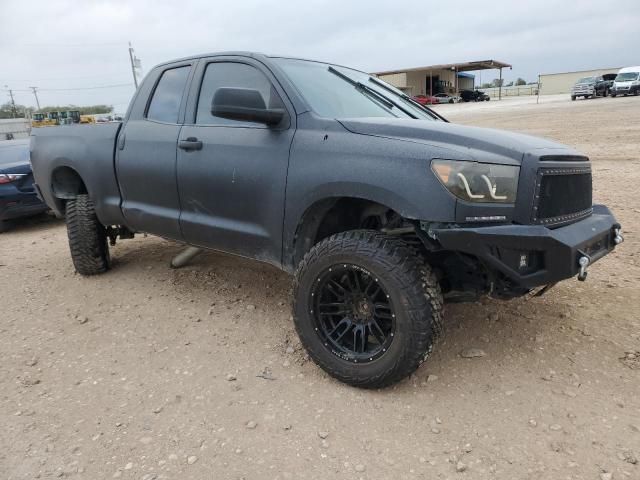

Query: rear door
left=116, top=62, right=193, bottom=239
left=176, top=57, right=295, bottom=266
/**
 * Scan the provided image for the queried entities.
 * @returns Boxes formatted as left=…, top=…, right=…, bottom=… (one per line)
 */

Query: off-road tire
left=66, top=194, right=110, bottom=275
left=0, top=220, right=10, bottom=233
left=293, top=230, right=443, bottom=388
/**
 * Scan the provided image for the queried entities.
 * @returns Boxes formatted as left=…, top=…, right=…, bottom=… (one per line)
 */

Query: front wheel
left=293, top=230, right=443, bottom=388
left=65, top=194, right=110, bottom=275
left=571, top=95, right=576, bottom=101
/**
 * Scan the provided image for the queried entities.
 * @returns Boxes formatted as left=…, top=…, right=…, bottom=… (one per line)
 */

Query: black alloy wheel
left=311, top=264, right=395, bottom=364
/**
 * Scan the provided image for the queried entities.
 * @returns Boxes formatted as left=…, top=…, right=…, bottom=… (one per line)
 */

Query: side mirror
left=211, top=87, right=285, bottom=126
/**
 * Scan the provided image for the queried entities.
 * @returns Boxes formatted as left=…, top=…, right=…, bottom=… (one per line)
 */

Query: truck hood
left=337, top=117, right=581, bottom=164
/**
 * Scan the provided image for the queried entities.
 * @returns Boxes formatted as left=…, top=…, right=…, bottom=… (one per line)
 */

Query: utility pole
left=4, top=85, right=18, bottom=118
left=29, top=86, right=41, bottom=110
left=128, top=42, right=140, bottom=89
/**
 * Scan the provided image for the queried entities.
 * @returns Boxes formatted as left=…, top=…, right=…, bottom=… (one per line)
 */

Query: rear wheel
left=65, top=194, right=110, bottom=275
left=0, top=219, right=10, bottom=233
left=293, top=230, right=443, bottom=388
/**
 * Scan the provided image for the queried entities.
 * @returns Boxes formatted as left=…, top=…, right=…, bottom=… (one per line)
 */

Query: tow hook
left=614, top=227, right=624, bottom=245
left=577, top=255, right=590, bottom=281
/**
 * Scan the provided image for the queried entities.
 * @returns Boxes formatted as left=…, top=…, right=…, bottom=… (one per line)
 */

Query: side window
left=196, top=62, right=284, bottom=125
left=147, top=66, right=191, bottom=123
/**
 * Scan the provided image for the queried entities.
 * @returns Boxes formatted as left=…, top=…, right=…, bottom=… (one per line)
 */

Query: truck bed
left=30, top=123, right=126, bottom=226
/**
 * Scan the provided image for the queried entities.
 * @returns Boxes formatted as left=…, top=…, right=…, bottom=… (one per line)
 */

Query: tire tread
left=66, top=194, right=109, bottom=276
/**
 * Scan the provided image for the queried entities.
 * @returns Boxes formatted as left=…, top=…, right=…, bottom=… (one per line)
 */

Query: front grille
left=532, top=167, right=592, bottom=226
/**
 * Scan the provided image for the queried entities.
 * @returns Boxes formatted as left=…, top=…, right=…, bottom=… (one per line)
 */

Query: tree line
left=479, top=78, right=538, bottom=89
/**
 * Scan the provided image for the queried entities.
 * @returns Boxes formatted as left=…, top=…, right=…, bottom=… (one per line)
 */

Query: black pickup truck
left=31, top=52, right=623, bottom=388
left=570, top=74, right=616, bottom=100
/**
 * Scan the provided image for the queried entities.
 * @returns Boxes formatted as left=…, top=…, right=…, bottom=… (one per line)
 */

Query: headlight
left=431, top=159, right=519, bottom=203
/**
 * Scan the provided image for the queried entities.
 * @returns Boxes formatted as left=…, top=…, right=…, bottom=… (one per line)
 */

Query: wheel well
left=291, top=198, right=407, bottom=268
left=51, top=166, right=87, bottom=200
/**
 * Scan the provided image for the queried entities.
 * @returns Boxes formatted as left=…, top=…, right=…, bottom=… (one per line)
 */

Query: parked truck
left=570, top=74, right=615, bottom=100
left=31, top=52, right=623, bottom=388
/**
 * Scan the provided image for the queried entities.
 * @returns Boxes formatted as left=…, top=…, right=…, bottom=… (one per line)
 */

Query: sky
left=1, top=0, right=639, bottom=113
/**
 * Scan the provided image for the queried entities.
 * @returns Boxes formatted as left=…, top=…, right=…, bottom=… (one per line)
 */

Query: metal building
left=372, top=60, right=512, bottom=98
left=539, top=67, right=621, bottom=95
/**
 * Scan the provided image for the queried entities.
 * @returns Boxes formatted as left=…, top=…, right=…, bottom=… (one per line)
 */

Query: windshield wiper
left=328, top=66, right=408, bottom=114
left=368, top=76, right=449, bottom=122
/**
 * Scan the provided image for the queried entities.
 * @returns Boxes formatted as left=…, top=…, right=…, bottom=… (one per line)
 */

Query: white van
left=611, top=66, right=640, bottom=97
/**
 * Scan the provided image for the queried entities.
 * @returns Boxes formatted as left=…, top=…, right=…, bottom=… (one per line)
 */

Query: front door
left=177, top=59, right=295, bottom=266
left=117, top=64, right=192, bottom=239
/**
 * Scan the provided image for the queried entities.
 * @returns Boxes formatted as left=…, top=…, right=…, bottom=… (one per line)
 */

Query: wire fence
left=479, top=85, right=539, bottom=98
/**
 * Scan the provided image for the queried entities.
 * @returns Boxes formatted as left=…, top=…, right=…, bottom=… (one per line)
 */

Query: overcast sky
left=1, top=0, right=639, bottom=112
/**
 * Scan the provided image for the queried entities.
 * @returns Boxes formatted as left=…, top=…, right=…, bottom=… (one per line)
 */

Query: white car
left=433, top=93, right=459, bottom=104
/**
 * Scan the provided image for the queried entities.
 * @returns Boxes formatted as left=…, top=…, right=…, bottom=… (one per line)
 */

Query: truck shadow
left=111, top=236, right=575, bottom=390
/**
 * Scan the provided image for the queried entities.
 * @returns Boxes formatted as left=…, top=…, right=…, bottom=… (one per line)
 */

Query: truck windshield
left=615, top=72, right=639, bottom=81
left=576, top=77, right=595, bottom=83
left=273, top=58, right=438, bottom=121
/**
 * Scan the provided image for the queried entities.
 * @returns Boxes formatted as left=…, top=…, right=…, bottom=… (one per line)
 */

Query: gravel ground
left=1, top=95, right=639, bottom=480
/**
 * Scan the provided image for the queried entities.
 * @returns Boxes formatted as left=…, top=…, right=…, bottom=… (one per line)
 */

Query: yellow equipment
left=32, top=110, right=86, bottom=127
left=31, top=113, right=46, bottom=127
left=31, top=112, right=59, bottom=128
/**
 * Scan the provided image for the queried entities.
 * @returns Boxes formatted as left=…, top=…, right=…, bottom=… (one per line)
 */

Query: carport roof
left=373, top=60, right=512, bottom=75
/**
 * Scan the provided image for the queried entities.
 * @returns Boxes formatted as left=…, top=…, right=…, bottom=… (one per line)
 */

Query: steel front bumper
left=434, top=205, right=621, bottom=289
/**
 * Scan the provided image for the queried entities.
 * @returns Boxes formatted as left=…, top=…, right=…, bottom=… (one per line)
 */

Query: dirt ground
left=1, top=95, right=639, bottom=480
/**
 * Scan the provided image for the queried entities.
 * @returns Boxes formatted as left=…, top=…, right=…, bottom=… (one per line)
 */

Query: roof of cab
left=151, top=51, right=369, bottom=76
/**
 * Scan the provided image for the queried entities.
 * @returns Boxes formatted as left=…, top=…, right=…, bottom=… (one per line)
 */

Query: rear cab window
left=147, top=66, right=191, bottom=123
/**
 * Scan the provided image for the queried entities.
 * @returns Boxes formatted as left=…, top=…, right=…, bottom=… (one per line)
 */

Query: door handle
left=178, top=137, right=203, bottom=151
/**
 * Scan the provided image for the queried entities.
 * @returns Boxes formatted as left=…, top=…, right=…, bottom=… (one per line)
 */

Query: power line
left=40, top=83, right=134, bottom=91
left=16, top=41, right=128, bottom=48
left=2, top=83, right=134, bottom=93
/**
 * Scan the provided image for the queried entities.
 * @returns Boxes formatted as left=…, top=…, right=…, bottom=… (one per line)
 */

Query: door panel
left=177, top=59, right=295, bottom=266
left=177, top=125, right=293, bottom=264
left=117, top=120, right=183, bottom=239
left=116, top=63, right=192, bottom=239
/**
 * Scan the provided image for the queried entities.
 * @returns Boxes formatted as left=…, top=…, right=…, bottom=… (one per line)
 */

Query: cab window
left=195, top=62, right=285, bottom=126
left=147, top=66, right=191, bottom=123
